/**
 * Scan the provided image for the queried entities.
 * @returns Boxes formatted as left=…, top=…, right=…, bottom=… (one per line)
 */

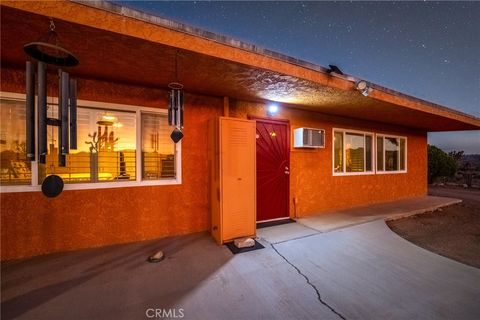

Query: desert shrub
left=428, top=145, right=457, bottom=184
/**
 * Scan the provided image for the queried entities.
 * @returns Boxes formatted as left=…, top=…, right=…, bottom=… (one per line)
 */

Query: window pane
left=385, top=137, right=399, bottom=171
left=40, top=107, right=136, bottom=183
left=376, top=136, right=384, bottom=171
left=400, top=138, right=406, bottom=171
left=365, top=135, right=372, bottom=172
left=142, top=113, right=175, bottom=179
left=333, top=132, right=343, bottom=172
left=345, top=132, right=364, bottom=172
left=0, top=99, right=32, bottom=185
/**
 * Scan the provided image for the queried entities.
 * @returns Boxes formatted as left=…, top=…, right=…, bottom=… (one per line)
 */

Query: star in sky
left=115, top=0, right=479, bottom=153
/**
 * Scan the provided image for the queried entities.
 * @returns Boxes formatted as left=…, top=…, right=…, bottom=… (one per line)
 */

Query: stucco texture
left=1, top=68, right=427, bottom=260
left=1, top=68, right=223, bottom=260
left=230, top=100, right=428, bottom=217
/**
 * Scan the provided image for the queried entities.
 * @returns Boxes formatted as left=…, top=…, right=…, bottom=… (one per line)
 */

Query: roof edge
left=2, top=0, right=479, bottom=130
left=71, top=0, right=333, bottom=75
left=70, top=0, right=479, bottom=127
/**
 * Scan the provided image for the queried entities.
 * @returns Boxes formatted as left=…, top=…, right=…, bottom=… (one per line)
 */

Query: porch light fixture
left=267, top=104, right=279, bottom=116
left=356, top=80, right=371, bottom=97
left=24, top=19, right=79, bottom=197
left=168, top=50, right=184, bottom=143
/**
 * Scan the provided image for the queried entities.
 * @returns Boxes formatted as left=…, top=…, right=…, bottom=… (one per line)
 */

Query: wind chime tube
left=26, top=61, right=35, bottom=161
left=57, top=70, right=65, bottom=166
left=69, top=78, right=77, bottom=149
left=168, top=90, right=174, bottom=126
left=37, top=61, right=47, bottom=164
left=61, top=71, right=69, bottom=156
left=172, top=89, right=179, bottom=127
left=178, top=90, right=184, bottom=128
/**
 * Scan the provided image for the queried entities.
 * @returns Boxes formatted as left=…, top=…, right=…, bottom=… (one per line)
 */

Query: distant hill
left=459, top=154, right=480, bottom=171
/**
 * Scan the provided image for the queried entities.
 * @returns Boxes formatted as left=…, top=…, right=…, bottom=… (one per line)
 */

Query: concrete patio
left=2, top=195, right=479, bottom=320
left=298, top=195, right=462, bottom=233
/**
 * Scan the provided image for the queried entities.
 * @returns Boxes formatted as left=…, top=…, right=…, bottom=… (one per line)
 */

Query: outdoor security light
left=356, top=80, right=371, bottom=97
left=267, top=104, right=279, bottom=116
left=328, top=64, right=344, bottom=75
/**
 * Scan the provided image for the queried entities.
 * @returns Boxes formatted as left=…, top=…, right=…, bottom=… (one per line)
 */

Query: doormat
left=256, top=219, right=295, bottom=229
left=225, top=240, right=265, bottom=254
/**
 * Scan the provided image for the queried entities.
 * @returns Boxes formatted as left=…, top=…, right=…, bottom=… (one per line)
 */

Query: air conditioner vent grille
left=293, top=127, right=325, bottom=148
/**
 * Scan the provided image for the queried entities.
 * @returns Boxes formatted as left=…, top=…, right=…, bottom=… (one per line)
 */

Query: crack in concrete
left=270, top=243, right=347, bottom=320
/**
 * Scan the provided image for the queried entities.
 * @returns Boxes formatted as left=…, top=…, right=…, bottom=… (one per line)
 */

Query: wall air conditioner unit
left=293, top=127, right=325, bottom=148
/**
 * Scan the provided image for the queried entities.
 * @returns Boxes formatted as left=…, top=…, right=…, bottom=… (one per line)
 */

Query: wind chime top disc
left=24, top=42, right=79, bottom=67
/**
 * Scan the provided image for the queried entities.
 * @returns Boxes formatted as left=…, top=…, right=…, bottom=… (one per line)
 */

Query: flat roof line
left=369, top=84, right=479, bottom=121
left=72, top=0, right=331, bottom=74
left=67, top=1, right=479, bottom=124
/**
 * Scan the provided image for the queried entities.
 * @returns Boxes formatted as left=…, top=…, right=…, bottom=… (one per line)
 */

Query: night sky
left=116, top=1, right=479, bottom=154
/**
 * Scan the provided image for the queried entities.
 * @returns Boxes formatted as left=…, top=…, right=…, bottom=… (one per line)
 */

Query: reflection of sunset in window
left=334, top=129, right=373, bottom=174
left=1, top=95, right=178, bottom=187
left=0, top=99, right=31, bottom=185
left=142, top=112, right=175, bottom=179
left=40, top=107, right=137, bottom=183
left=377, top=136, right=406, bottom=172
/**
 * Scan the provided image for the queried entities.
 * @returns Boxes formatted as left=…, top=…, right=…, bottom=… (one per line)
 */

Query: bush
left=428, top=145, right=457, bottom=184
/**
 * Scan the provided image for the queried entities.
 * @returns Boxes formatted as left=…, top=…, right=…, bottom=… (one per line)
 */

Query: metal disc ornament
left=41, top=175, right=64, bottom=198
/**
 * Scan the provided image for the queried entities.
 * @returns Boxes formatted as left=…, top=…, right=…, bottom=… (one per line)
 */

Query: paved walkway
left=297, top=195, right=461, bottom=233
left=272, top=220, right=480, bottom=320
left=3, top=196, right=479, bottom=320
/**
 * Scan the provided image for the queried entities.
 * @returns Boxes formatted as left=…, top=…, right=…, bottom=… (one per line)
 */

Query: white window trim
left=332, top=128, right=375, bottom=176
left=375, top=134, right=408, bottom=174
left=0, top=91, right=182, bottom=193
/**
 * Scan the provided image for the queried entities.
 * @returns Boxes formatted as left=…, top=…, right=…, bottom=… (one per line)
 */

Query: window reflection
left=39, top=107, right=137, bottom=183
left=142, top=112, right=175, bottom=179
left=345, top=132, right=365, bottom=172
left=334, top=132, right=343, bottom=173
left=0, top=99, right=32, bottom=185
left=385, top=137, right=399, bottom=171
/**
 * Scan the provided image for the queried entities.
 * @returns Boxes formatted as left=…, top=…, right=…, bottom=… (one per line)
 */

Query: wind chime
left=168, top=50, right=184, bottom=143
left=24, top=20, right=79, bottom=197
left=148, top=51, right=184, bottom=264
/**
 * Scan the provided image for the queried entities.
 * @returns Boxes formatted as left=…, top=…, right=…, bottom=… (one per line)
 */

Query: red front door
left=255, top=119, right=290, bottom=222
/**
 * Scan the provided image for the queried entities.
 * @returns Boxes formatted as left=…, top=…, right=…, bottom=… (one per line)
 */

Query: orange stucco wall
left=1, top=68, right=427, bottom=260
left=230, top=100, right=428, bottom=217
left=1, top=68, right=223, bottom=260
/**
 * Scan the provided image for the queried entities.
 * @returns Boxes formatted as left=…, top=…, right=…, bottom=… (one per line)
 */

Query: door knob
left=285, top=171, right=290, bottom=175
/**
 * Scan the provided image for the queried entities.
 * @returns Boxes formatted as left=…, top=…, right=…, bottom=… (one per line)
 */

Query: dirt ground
left=388, top=186, right=480, bottom=268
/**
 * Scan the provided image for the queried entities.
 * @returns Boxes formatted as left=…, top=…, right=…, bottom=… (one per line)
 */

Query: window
left=376, top=135, right=407, bottom=172
left=333, top=131, right=343, bottom=172
left=0, top=98, right=32, bottom=185
left=376, top=136, right=383, bottom=171
left=333, top=129, right=374, bottom=175
left=141, top=112, right=176, bottom=179
left=0, top=92, right=181, bottom=192
left=40, top=107, right=137, bottom=183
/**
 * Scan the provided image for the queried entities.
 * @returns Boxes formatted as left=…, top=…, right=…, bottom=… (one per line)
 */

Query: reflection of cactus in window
left=85, top=127, right=119, bottom=153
